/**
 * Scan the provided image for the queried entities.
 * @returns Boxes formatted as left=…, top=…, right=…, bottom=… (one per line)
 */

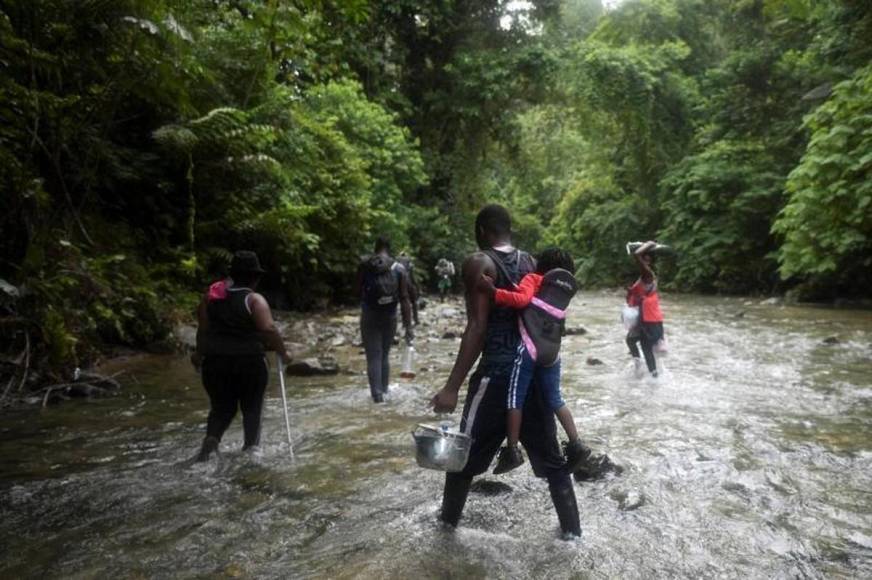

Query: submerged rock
left=470, top=479, right=513, bottom=495
left=564, top=326, right=588, bottom=336
left=173, top=325, right=198, bottom=350
left=822, top=336, right=840, bottom=345
left=284, top=342, right=311, bottom=359
left=573, top=452, right=623, bottom=482
left=439, top=307, right=460, bottom=319
left=608, top=488, right=646, bottom=511
left=586, top=357, right=604, bottom=366
left=285, top=357, right=339, bottom=376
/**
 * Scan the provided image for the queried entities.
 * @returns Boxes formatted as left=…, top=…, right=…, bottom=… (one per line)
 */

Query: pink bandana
left=207, top=279, right=230, bottom=302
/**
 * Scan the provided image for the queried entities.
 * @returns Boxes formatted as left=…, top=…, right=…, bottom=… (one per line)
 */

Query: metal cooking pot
left=412, top=423, right=472, bottom=472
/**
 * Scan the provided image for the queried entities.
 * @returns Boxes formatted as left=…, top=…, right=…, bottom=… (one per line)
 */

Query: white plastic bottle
left=400, top=344, right=416, bottom=379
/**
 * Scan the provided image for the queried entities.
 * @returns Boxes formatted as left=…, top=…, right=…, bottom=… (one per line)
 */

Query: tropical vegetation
left=1, top=0, right=870, bottom=384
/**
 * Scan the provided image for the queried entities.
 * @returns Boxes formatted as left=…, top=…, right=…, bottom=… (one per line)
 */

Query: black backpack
left=520, top=268, right=578, bottom=367
left=362, top=255, right=400, bottom=307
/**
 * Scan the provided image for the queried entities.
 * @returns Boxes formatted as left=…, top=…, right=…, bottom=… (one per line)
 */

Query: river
left=1, top=292, right=870, bottom=578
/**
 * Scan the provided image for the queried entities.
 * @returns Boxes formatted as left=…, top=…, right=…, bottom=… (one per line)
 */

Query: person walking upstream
left=435, top=258, right=455, bottom=302
left=191, top=251, right=288, bottom=461
left=430, top=204, right=582, bottom=538
left=357, top=237, right=413, bottom=403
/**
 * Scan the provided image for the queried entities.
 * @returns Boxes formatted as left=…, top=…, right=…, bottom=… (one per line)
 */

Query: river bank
left=0, top=294, right=473, bottom=410
left=4, top=289, right=868, bottom=412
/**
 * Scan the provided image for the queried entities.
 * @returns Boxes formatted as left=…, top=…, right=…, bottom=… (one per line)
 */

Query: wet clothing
left=440, top=245, right=579, bottom=536
left=202, top=355, right=268, bottom=447
left=627, top=278, right=663, bottom=323
left=359, top=254, right=408, bottom=401
left=508, top=344, right=564, bottom=412
left=626, top=277, right=665, bottom=374
left=440, top=470, right=580, bottom=536
left=203, top=286, right=264, bottom=356
left=458, top=248, right=564, bottom=478
left=200, top=284, right=269, bottom=447
left=360, top=307, right=397, bottom=401
left=627, top=322, right=664, bottom=374
left=444, top=369, right=580, bottom=535
left=477, top=249, right=536, bottom=378
left=458, top=370, right=567, bottom=478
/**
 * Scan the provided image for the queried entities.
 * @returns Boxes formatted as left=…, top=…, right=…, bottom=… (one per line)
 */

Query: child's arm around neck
left=493, top=273, right=542, bottom=309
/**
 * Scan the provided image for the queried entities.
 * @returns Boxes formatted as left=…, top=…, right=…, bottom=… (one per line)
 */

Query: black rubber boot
left=195, top=436, right=219, bottom=462
left=492, top=445, right=525, bottom=474
left=440, top=473, right=472, bottom=527
left=548, top=474, right=581, bottom=538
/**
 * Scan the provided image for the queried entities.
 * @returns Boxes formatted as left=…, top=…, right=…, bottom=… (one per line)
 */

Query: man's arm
left=398, top=265, right=413, bottom=340
left=250, top=293, right=288, bottom=359
left=431, top=253, right=494, bottom=413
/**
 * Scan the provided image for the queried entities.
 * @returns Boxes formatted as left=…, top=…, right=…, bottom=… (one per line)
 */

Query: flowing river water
left=1, top=292, right=871, bottom=579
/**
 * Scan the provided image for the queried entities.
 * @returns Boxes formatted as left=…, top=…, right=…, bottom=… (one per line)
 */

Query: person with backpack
left=429, top=205, right=582, bottom=538
left=434, top=258, right=455, bottom=302
left=191, top=251, right=288, bottom=461
left=357, top=236, right=413, bottom=403
left=476, top=247, right=591, bottom=475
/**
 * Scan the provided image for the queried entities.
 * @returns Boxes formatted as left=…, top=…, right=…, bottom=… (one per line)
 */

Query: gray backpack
left=485, top=253, right=578, bottom=367
left=362, top=255, right=400, bottom=306
left=520, top=269, right=578, bottom=367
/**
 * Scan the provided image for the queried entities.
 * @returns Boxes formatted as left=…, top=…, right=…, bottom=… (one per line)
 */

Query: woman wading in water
left=191, top=251, right=288, bottom=460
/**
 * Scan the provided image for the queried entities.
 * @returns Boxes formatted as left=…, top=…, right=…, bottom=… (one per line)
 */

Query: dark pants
left=626, top=322, right=664, bottom=374
left=438, top=276, right=451, bottom=301
left=440, top=371, right=580, bottom=536
left=202, top=355, right=269, bottom=447
left=360, top=307, right=397, bottom=400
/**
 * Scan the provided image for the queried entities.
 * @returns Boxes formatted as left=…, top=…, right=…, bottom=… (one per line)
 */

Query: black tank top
left=204, top=288, right=265, bottom=356
left=477, top=248, right=535, bottom=378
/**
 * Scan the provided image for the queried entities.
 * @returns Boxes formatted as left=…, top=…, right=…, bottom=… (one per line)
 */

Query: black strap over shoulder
left=482, top=249, right=521, bottom=288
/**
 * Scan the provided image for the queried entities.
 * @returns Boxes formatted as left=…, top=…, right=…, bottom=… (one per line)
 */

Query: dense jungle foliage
left=1, top=0, right=871, bottom=386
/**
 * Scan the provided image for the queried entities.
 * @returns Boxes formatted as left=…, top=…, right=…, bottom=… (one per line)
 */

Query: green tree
left=773, top=64, right=872, bottom=295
